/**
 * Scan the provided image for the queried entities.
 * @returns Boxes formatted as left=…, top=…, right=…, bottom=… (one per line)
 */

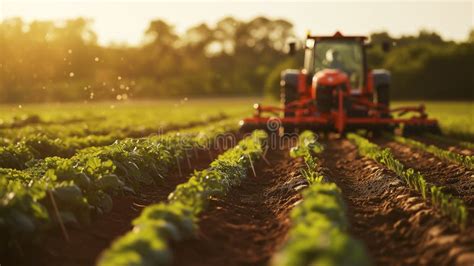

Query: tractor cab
left=282, top=32, right=386, bottom=120
left=304, top=34, right=365, bottom=94
left=240, top=31, right=439, bottom=135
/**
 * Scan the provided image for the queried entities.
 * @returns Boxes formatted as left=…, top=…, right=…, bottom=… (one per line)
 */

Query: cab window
left=313, top=40, right=364, bottom=90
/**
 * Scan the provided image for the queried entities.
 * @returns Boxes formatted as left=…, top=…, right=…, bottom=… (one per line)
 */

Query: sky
left=1, top=0, right=473, bottom=46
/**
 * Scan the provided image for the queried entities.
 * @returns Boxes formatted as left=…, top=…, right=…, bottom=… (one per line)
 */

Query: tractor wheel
left=282, top=83, right=297, bottom=117
left=316, top=86, right=333, bottom=113
left=403, top=124, right=441, bottom=136
left=376, top=84, right=390, bottom=118
left=239, top=123, right=260, bottom=135
left=402, top=124, right=419, bottom=136
left=371, top=126, right=395, bottom=138
left=346, top=98, right=368, bottom=117
left=283, top=125, right=297, bottom=134
left=425, top=124, right=442, bottom=135
left=376, top=84, right=390, bottom=106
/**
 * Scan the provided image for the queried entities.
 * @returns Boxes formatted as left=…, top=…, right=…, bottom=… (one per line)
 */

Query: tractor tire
left=371, top=126, right=395, bottom=138
left=316, top=85, right=333, bottom=113
left=373, top=69, right=391, bottom=118
left=345, top=97, right=369, bottom=118
left=403, top=124, right=441, bottom=136
left=281, top=84, right=297, bottom=117
left=402, top=124, right=420, bottom=136
left=425, top=124, right=442, bottom=135
left=239, top=123, right=260, bottom=135
left=281, top=70, right=300, bottom=117
left=376, top=84, right=390, bottom=108
left=375, top=84, right=390, bottom=118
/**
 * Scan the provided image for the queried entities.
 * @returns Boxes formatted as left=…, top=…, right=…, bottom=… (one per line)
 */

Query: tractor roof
left=307, top=31, right=367, bottom=42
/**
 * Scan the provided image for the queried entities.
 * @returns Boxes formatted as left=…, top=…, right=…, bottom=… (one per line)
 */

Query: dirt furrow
left=18, top=149, right=219, bottom=266
left=411, top=136, right=473, bottom=156
left=379, top=140, right=474, bottom=208
left=321, top=139, right=474, bottom=266
left=171, top=144, right=306, bottom=266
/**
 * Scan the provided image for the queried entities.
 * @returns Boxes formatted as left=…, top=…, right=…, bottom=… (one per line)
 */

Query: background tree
left=0, top=17, right=472, bottom=103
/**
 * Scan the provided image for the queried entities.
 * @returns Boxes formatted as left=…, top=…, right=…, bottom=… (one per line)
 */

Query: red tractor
left=240, top=31, right=440, bottom=135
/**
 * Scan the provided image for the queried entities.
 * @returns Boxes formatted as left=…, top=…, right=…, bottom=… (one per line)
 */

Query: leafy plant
left=289, top=131, right=324, bottom=159
left=0, top=114, right=230, bottom=170
left=390, top=134, right=473, bottom=170
left=274, top=131, right=370, bottom=266
left=425, top=133, right=474, bottom=150
left=348, top=133, right=468, bottom=229
left=0, top=119, right=239, bottom=254
left=98, top=130, right=268, bottom=266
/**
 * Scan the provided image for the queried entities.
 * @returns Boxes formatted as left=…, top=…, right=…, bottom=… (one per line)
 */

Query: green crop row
left=274, top=131, right=370, bottom=266
left=348, top=133, right=468, bottom=229
left=97, top=130, right=267, bottom=266
left=0, top=114, right=90, bottom=129
left=0, top=101, right=243, bottom=145
left=424, top=133, right=474, bottom=150
left=0, top=114, right=228, bottom=170
left=391, top=135, right=473, bottom=170
left=0, top=120, right=238, bottom=253
left=0, top=112, right=229, bottom=145
left=0, top=133, right=120, bottom=169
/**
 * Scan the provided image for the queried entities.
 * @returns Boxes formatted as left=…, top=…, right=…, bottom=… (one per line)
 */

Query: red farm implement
left=240, top=31, right=440, bottom=135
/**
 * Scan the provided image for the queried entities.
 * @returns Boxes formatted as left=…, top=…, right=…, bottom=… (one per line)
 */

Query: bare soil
left=411, top=136, right=474, bottom=156
left=171, top=143, right=306, bottom=266
left=4, top=134, right=474, bottom=266
left=378, top=139, right=474, bottom=209
left=320, top=138, right=474, bottom=266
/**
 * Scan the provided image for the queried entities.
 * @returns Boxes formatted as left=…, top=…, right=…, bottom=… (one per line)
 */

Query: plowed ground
left=10, top=149, right=220, bottom=266
left=320, top=138, right=474, bottom=265
left=4, top=134, right=474, bottom=266
left=172, top=142, right=306, bottom=266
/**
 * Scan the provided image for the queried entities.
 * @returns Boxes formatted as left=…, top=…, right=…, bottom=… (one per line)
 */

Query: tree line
left=0, top=16, right=472, bottom=103
left=367, top=30, right=474, bottom=100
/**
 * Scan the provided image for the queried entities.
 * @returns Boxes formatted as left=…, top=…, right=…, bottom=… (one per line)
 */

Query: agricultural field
left=0, top=99, right=473, bottom=266
left=393, top=101, right=474, bottom=141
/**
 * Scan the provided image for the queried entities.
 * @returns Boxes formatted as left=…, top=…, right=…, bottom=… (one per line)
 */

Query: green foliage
left=275, top=131, right=370, bottom=266
left=277, top=184, right=371, bottom=266
left=0, top=177, right=49, bottom=235
left=0, top=112, right=229, bottom=169
left=348, top=133, right=468, bottom=229
left=289, top=131, right=325, bottom=185
left=392, top=134, right=474, bottom=170
left=263, top=57, right=299, bottom=99
left=0, top=120, right=238, bottom=253
left=0, top=16, right=294, bottom=103
left=2, top=14, right=470, bottom=102
left=425, top=133, right=474, bottom=150
left=367, top=31, right=474, bottom=100
left=392, top=101, right=474, bottom=141
left=99, top=223, right=172, bottom=266
left=98, top=130, right=267, bottom=266
left=289, top=131, right=324, bottom=159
